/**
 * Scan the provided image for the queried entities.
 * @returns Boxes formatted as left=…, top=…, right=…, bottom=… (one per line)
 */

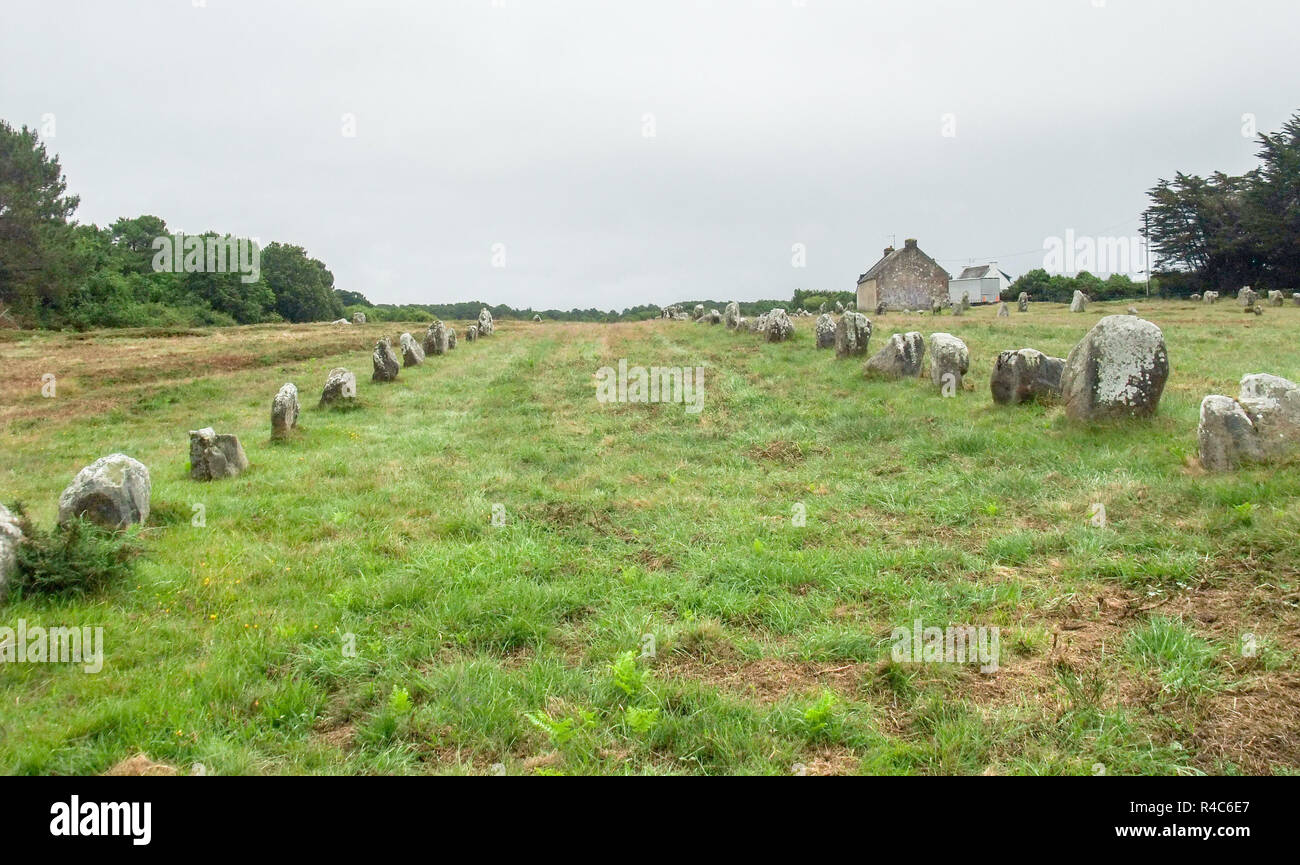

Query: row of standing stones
left=673, top=297, right=1300, bottom=478
left=0, top=309, right=502, bottom=599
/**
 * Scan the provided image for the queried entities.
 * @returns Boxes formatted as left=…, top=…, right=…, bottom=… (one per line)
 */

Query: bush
left=8, top=503, right=141, bottom=597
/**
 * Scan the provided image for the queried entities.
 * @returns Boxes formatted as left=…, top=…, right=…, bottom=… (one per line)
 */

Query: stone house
left=855, top=239, right=950, bottom=311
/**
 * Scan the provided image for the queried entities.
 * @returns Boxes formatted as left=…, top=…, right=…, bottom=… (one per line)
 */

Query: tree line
left=1143, top=111, right=1300, bottom=293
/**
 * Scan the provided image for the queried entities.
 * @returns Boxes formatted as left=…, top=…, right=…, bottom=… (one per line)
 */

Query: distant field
left=1, top=300, right=1298, bottom=775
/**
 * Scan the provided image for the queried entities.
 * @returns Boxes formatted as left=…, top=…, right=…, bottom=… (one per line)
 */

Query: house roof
left=955, top=265, right=1013, bottom=281
left=857, top=241, right=948, bottom=284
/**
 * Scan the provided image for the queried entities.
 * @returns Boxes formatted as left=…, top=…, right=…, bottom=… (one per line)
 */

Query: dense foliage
left=1143, top=112, right=1300, bottom=293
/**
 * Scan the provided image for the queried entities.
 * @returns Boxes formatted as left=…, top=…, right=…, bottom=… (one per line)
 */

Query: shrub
left=8, top=503, right=141, bottom=598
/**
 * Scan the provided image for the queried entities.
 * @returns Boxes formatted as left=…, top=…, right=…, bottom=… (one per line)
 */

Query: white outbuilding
left=948, top=264, right=1011, bottom=305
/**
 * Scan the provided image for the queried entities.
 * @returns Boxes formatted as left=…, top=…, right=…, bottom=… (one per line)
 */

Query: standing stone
left=352, top=312, right=367, bottom=324
left=763, top=308, right=794, bottom=342
left=189, top=428, right=250, bottom=481
left=1060, top=315, right=1169, bottom=422
left=865, top=332, right=926, bottom=378
left=424, top=321, right=449, bottom=356
left=1190, top=293, right=1202, bottom=302
left=834, top=312, right=872, bottom=358
left=320, top=367, right=357, bottom=407
left=1293, top=293, right=1300, bottom=307
left=1198, top=396, right=1265, bottom=471
left=1268, top=290, right=1284, bottom=307
left=950, top=299, right=963, bottom=317
left=477, top=308, right=494, bottom=336
left=533, top=314, right=542, bottom=322
left=814, top=313, right=836, bottom=349
left=1017, top=292, right=1029, bottom=312
left=466, top=324, right=478, bottom=341
left=834, top=301, right=844, bottom=314
left=447, top=327, right=457, bottom=349
left=692, top=304, right=705, bottom=321
left=931, top=299, right=944, bottom=315
left=372, top=338, right=400, bottom=381
left=997, top=302, right=1009, bottom=318
left=400, top=332, right=425, bottom=366
left=724, top=301, right=741, bottom=329
left=1070, top=290, right=1088, bottom=313
left=875, top=301, right=886, bottom=316
left=1126, top=306, right=1139, bottom=315
left=1204, top=291, right=1219, bottom=304
left=703, top=308, right=723, bottom=325
left=57, top=454, right=151, bottom=529
left=271, top=383, right=300, bottom=438
left=929, top=333, right=970, bottom=390
left=991, top=348, right=1064, bottom=405
left=961, top=293, right=971, bottom=312
left=1239, top=286, right=1258, bottom=308
left=0, top=503, right=22, bottom=602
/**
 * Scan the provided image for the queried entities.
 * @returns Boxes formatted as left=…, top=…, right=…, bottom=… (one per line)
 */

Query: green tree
left=0, top=120, right=84, bottom=318
left=261, top=242, right=343, bottom=322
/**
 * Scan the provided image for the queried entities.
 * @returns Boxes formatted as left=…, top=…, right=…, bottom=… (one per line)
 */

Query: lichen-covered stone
left=1198, top=395, right=1262, bottom=470
left=929, top=333, right=970, bottom=390
left=466, top=324, right=478, bottom=341
left=834, top=312, right=872, bottom=358
left=189, top=428, right=249, bottom=481
left=814, top=313, right=835, bottom=349
left=0, top=503, right=22, bottom=602
left=477, top=308, right=494, bottom=336
left=271, top=383, right=299, bottom=438
left=1061, top=315, right=1169, bottom=421
left=1018, top=292, right=1029, bottom=312
left=320, top=367, right=357, bottom=407
left=1268, top=290, right=1284, bottom=307
left=865, top=332, right=925, bottom=378
left=762, top=308, right=794, bottom=342
left=1070, top=290, right=1088, bottom=313
left=400, top=332, right=425, bottom=366
left=724, top=301, right=741, bottom=329
left=1204, top=291, right=1219, bottom=304
left=991, top=348, right=1064, bottom=405
left=372, top=338, right=400, bottom=381
left=1239, top=286, right=1258, bottom=308
left=1198, top=374, right=1300, bottom=470
left=447, top=327, right=457, bottom=349
left=424, top=321, right=449, bottom=356
left=57, top=454, right=151, bottom=529
left=352, top=312, right=366, bottom=324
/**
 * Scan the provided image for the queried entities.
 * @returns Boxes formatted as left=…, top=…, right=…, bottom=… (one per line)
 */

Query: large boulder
left=1060, top=315, right=1168, bottom=422
left=352, top=312, right=366, bottom=324
left=834, top=312, right=872, bottom=358
left=1198, top=396, right=1264, bottom=471
left=400, top=332, right=425, bottom=366
left=1293, top=293, right=1300, bottom=307
left=865, top=332, right=925, bottom=378
left=814, top=314, right=836, bottom=349
left=1267, top=289, right=1284, bottom=307
left=724, top=301, right=741, bottom=329
left=762, top=308, right=794, bottom=342
left=477, top=308, right=494, bottom=336
left=692, top=304, right=705, bottom=321
left=465, top=324, right=478, bottom=342
left=447, top=327, right=457, bottom=349
left=1069, top=290, right=1088, bottom=313
left=1238, top=374, right=1300, bottom=459
left=271, top=383, right=300, bottom=438
left=929, top=333, right=970, bottom=390
left=57, top=454, right=151, bottom=529
left=1204, top=290, right=1219, bottom=304
left=702, top=308, right=723, bottom=325
left=189, top=428, right=250, bottom=481
left=372, top=338, right=400, bottom=381
left=320, top=367, right=357, bottom=407
left=991, top=348, right=1064, bottom=405
left=533, top=314, right=542, bottom=322
left=424, top=321, right=449, bottom=356
left=0, top=503, right=21, bottom=602
left=1238, top=286, right=1258, bottom=308
left=949, top=299, right=963, bottom=317
left=1017, top=292, right=1029, bottom=312
left=997, top=302, right=1009, bottom=318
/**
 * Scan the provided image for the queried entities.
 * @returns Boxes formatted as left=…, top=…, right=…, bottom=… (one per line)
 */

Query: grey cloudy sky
left=2, top=0, right=1297, bottom=309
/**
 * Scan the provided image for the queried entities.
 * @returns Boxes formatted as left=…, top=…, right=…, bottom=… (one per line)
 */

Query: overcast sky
left=3, top=0, right=1297, bottom=309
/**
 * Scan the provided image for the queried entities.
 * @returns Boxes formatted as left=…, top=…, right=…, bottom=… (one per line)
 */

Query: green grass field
left=2, top=299, right=1298, bottom=775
